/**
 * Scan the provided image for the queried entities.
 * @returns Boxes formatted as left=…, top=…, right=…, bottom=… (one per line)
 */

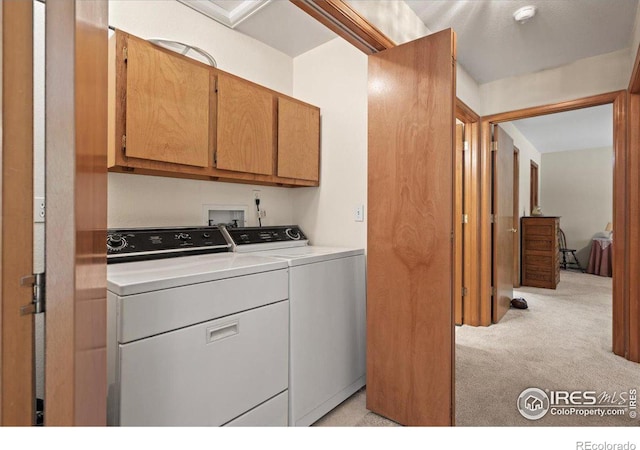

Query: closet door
left=367, top=29, right=456, bottom=426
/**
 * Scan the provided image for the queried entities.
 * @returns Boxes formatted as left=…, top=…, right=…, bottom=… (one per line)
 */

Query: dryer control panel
left=222, top=225, right=309, bottom=252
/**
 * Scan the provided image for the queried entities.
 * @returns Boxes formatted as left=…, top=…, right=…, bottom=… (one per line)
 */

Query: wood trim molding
left=455, top=98, right=482, bottom=326
left=456, top=98, right=480, bottom=122
left=481, top=90, right=633, bottom=359
left=479, top=120, right=493, bottom=325
left=626, top=93, right=639, bottom=361
left=45, top=0, right=108, bottom=425
left=513, top=147, right=520, bottom=288
left=290, top=0, right=396, bottom=54
left=0, top=0, right=34, bottom=425
left=483, top=91, right=624, bottom=124
left=626, top=41, right=640, bottom=362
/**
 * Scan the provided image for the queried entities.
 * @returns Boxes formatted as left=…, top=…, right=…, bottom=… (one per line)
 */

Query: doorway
left=481, top=92, right=626, bottom=346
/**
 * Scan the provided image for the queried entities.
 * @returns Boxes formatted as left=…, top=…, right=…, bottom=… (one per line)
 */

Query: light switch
left=355, top=205, right=364, bottom=222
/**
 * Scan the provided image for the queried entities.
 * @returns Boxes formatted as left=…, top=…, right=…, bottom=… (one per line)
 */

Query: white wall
left=109, top=0, right=292, bottom=93
left=480, top=49, right=630, bottom=115
left=291, top=39, right=368, bottom=248
left=108, top=173, right=294, bottom=228
left=630, top=2, right=640, bottom=74
left=344, top=0, right=482, bottom=113
left=541, top=147, right=613, bottom=267
left=345, top=0, right=430, bottom=48
left=500, top=122, right=542, bottom=219
left=107, top=1, right=297, bottom=229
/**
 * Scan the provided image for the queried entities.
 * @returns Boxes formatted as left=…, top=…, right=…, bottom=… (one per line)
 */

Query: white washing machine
left=106, top=226, right=290, bottom=426
left=222, top=225, right=366, bottom=426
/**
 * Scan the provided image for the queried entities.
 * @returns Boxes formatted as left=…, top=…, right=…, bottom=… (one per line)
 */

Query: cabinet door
left=277, top=97, right=320, bottom=181
left=217, top=74, right=275, bottom=175
left=125, top=36, right=210, bottom=167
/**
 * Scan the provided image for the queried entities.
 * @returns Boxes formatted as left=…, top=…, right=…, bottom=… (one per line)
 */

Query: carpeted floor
left=316, top=271, right=639, bottom=427
left=456, top=270, right=638, bottom=426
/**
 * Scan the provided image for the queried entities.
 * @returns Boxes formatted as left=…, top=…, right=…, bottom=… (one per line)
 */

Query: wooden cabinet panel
left=277, top=97, right=320, bottom=181
left=217, top=74, right=275, bottom=176
left=521, top=216, right=560, bottom=289
left=125, top=35, right=210, bottom=167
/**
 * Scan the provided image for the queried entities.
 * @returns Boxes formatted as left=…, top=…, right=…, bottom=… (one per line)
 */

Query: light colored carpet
left=316, top=271, right=639, bottom=426
left=456, top=270, right=639, bottom=426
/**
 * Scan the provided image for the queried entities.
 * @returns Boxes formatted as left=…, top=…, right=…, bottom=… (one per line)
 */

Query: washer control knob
left=107, top=234, right=127, bottom=251
left=285, top=228, right=301, bottom=240
left=202, top=233, right=211, bottom=239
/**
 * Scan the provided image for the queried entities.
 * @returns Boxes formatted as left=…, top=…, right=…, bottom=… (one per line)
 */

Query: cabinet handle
left=206, top=321, right=239, bottom=343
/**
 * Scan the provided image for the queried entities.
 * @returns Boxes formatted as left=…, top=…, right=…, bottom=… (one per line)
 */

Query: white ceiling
left=509, top=104, right=613, bottom=153
left=178, top=1, right=639, bottom=81
left=234, top=1, right=336, bottom=57
left=405, top=0, right=639, bottom=83
left=179, top=0, right=337, bottom=57
left=175, top=1, right=630, bottom=153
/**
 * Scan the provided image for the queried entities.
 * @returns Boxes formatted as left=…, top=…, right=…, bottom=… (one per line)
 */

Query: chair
left=558, top=228, right=585, bottom=272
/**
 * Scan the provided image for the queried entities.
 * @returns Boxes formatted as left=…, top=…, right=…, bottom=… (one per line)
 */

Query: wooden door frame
left=626, top=44, right=640, bottom=362
left=530, top=160, right=539, bottom=214
left=0, top=0, right=35, bottom=426
left=455, top=99, right=481, bottom=325
left=480, top=91, right=633, bottom=362
left=45, top=0, right=108, bottom=425
left=454, top=122, right=464, bottom=325
left=513, top=147, right=520, bottom=288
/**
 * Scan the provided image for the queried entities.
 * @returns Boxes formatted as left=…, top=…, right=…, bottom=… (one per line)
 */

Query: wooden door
left=277, top=97, right=320, bottom=181
left=367, top=29, right=456, bottom=426
left=45, top=0, right=108, bottom=425
left=125, top=34, right=210, bottom=167
left=0, top=0, right=35, bottom=426
left=454, top=123, right=464, bottom=325
left=513, top=148, right=520, bottom=287
left=217, top=74, right=275, bottom=175
left=492, top=125, right=514, bottom=323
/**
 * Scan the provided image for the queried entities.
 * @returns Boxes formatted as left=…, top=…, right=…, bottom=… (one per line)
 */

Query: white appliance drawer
left=117, top=268, right=288, bottom=343
left=224, top=391, right=288, bottom=427
left=117, top=300, right=289, bottom=426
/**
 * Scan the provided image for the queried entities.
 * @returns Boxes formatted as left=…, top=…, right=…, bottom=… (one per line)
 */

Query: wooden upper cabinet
left=110, top=30, right=320, bottom=187
left=125, top=35, right=210, bottom=167
left=216, top=74, right=275, bottom=175
left=277, top=97, right=320, bottom=182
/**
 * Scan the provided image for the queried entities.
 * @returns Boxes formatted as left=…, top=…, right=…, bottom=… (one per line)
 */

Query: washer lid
left=251, top=246, right=365, bottom=266
left=107, top=253, right=288, bottom=296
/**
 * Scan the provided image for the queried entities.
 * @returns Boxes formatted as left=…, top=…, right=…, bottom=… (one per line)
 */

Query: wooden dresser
left=521, top=216, right=560, bottom=289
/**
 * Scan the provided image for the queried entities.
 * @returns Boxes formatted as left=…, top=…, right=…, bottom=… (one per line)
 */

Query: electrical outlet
left=34, top=196, right=45, bottom=223
left=259, top=209, right=267, bottom=218
left=253, top=189, right=261, bottom=200
left=355, top=205, right=364, bottom=222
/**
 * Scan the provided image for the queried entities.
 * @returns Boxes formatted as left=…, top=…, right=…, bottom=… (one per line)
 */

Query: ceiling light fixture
left=513, top=5, right=537, bottom=24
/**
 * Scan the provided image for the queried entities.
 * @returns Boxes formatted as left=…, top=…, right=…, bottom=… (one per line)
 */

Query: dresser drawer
left=524, top=237, right=554, bottom=251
